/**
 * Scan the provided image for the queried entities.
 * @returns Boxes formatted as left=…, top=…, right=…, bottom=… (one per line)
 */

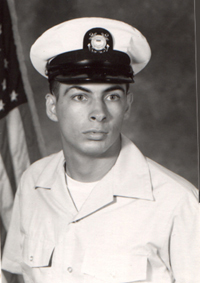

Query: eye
left=72, top=94, right=88, bottom=101
left=105, top=94, right=120, bottom=101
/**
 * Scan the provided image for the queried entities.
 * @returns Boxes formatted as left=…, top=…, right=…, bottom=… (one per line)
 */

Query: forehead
left=58, top=82, right=127, bottom=93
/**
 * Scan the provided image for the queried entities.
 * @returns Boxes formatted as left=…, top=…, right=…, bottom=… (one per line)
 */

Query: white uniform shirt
left=2, top=135, right=200, bottom=283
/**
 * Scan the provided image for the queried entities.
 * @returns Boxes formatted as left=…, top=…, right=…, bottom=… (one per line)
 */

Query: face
left=46, top=83, right=133, bottom=157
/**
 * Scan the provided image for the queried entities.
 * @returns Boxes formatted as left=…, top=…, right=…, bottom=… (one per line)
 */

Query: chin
left=80, top=141, right=111, bottom=157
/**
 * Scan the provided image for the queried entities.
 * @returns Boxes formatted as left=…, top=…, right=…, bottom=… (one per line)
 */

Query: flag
left=0, top=0, right=46, bottom=282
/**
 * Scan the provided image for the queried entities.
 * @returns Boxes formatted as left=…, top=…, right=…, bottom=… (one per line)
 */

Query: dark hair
left=126, top=83, right=130, bottom=93
left=49, top=80, right=130, bottom=99
left=49, top=80, right=60, bottom=99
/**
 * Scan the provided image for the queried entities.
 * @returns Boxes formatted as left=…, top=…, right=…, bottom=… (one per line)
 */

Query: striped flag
left=0, top=0, right=46, bottom=282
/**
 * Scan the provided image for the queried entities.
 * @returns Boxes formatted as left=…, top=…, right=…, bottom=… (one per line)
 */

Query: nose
left=89, top=100, right=107, bottom=122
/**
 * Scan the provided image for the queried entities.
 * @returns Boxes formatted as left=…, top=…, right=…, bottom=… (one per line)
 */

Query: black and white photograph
left=0, top=0, right=199, bottom=282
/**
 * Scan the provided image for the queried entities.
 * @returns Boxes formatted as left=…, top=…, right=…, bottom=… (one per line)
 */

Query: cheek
left=109, top=105, right=127, bottom=124
left=108, top=99, right=127, bottom=114
left=113, top=116, right=125, bottom=131
left=108, top=114, right=126, bottom=137
left=57, top=106, right=86, bottom=132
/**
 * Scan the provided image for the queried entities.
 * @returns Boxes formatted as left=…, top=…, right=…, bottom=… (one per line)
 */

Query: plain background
left=14, top=0, right=197, bottom=186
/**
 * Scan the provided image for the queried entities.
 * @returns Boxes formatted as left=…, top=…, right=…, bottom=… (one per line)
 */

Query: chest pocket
left=22, top=236, right=55, bottom=268
left=82, top=252, right=148, bottom=283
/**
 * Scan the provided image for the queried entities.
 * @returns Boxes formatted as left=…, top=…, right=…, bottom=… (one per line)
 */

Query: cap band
left=47, top=49, right=134, bottom=83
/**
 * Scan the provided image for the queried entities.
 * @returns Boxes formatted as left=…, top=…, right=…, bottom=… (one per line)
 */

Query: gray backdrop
left=15, top=0, right=197, bottom=186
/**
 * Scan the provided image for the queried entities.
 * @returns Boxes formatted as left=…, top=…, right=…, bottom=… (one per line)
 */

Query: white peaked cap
left=30, top=17, right=151, bottom=83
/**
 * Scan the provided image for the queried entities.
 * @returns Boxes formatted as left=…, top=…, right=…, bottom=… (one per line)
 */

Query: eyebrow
left=64, top=86, right=92, bottom=95
left=104, top=85, right=126, bottom=93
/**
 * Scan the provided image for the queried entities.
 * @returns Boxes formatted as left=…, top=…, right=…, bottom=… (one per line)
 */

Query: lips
left=83, top=130, right=108, bottom=140
left=83, top=129, right=108, bottom=134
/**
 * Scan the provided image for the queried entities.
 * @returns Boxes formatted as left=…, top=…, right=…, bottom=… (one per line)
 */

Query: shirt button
left=29, top=256, right=33, bottom=261
left=67, top=267, right=73, bottom=273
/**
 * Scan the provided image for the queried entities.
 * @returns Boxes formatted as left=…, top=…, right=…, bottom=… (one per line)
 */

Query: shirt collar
left=35, top=151, right=65, bottom=190
left=35, top=135, right=154, bottom=220
left=35, top=135, right=154, bottom=201
left=72, top=135, right=154, bottom=221
left=111, top=134, right=154, bottom=201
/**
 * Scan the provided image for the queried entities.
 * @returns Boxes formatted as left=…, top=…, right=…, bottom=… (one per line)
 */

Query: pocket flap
left=82, top=253, right=147, bottom=282
left=22, top=236, right=54, bottom=268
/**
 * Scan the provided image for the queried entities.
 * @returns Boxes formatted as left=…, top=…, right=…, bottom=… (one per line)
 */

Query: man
left=2, top=17, right=200, bottom=283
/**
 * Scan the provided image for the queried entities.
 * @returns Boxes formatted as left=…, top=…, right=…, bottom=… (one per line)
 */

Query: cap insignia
left=88, top=32, right=109, bottom=53
left=83, top=28, right=113, bottom=54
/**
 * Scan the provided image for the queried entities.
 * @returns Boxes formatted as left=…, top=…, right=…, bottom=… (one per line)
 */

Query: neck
left=63, top=139, right=121, bottom=182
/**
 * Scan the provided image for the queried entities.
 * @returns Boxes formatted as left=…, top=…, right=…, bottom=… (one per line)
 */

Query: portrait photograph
left=0, top=0, right=199, bottom=283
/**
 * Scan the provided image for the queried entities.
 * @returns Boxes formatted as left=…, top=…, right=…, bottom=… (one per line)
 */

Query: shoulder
left=20, top=151, right=64, bottom=184
left=25, top=150, right=63, bottom=172
left=146, top=157, right=199, bottom=206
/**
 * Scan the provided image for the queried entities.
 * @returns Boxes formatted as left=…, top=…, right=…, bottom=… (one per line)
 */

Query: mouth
left=83, top=130, right=108, bottom=140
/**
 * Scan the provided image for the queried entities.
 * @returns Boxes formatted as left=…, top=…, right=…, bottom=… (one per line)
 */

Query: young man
left=2, top=17, right=200, bottom=283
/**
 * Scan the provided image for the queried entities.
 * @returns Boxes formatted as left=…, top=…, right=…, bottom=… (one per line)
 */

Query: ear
left=45, top=93, right=58, bottom=122
left=123, top=92, right=133, bottom=120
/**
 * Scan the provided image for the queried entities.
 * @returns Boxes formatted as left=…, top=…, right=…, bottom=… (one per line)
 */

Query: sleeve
left=170, top=191, right=200, bottom=283
left=2, top=185, right=23, bottom=274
